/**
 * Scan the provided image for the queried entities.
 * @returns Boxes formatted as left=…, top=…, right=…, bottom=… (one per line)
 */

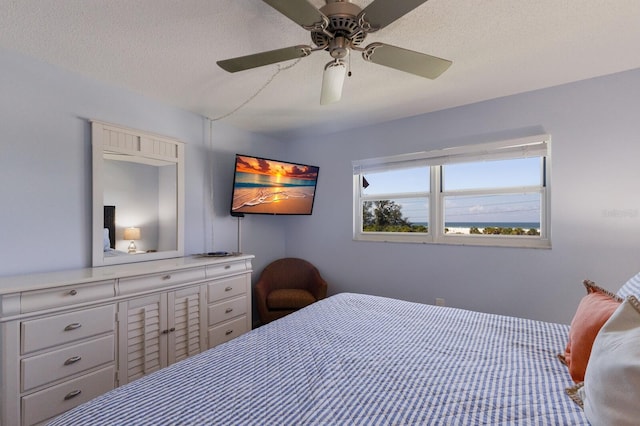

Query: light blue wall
left=285, top=68, right=640, bottom=324
left=0, top=47, right=287, bottom=277
left=3, top=45, right=640, bottom=324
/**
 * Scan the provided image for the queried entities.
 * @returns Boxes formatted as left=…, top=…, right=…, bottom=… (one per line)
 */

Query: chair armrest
left=308, top=270, right=328, bottom=300
left=254, top=278, right=271, bottom=321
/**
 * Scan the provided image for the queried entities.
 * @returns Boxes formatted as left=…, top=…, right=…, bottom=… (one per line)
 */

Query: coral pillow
left=564, top=285, right=621, bottom=382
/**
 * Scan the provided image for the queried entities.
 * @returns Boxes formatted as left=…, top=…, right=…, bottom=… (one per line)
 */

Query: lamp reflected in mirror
left=124, top=227, right=141, bottom=253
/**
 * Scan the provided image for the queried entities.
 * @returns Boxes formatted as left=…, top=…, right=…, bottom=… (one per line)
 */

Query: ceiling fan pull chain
left=210, top=58, right=303, bottom=122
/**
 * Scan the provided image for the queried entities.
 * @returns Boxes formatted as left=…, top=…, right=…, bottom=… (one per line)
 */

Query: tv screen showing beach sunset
left=231, top=155, right=319, bottom=215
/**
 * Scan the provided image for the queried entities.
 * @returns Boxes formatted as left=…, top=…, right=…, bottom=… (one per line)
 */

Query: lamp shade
left=320, top=60, right=346, bottom=105
left=124, top=227, right=141, bottom=241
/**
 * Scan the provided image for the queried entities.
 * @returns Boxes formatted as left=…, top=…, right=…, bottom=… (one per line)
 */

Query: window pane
left=362, top=198, right=428, bottom=233
left=362, top=166, right=429, bottom=196
left=443, top=157, right=541, bottom=191
left=443, top=193, right=541, bottom=235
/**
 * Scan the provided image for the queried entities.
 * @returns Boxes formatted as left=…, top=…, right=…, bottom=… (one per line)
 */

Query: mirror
left=92, top=120, right=184, bottom=266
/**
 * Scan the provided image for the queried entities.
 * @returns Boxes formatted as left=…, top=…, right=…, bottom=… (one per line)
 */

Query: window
left=361, top=166, right=429, bottom=235
left=353, top=135, right=551, bottom=248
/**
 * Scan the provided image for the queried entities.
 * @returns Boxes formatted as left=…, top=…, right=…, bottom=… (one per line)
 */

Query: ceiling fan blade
left=363, top=42, right=452, bottom=79
left=359, top=0, right=429, bottom=31
left=263, top=0, right=328, bottom=29
left=217, top=45, right=311, bottom=73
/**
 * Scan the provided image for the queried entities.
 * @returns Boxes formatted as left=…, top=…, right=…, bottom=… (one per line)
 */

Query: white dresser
left=0, top=255, right=253, bottom=426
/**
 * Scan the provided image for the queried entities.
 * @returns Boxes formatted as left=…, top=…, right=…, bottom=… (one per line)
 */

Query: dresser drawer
left=208, top=275, right=247, bottom=303
left=205, top=260, right=248, bottom=279
left=208, top=296, right=247, bottom=326
left=208, top=316, right=248, bottom=348
left=119, top=267, right=206, bottom=295
left=22, top=335, right=115, bottom=392
left=21, top=280, right=115, bottom=313
left=21, top=305, right=115, bottom=354
left=22, top=366, right=114, bottom=426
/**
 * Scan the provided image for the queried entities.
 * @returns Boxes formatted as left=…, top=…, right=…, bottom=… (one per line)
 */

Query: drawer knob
left=225, top=286, right=233, bottom=292
left=225, top=329, right=234, bottom=336
left=68, top=289, right=78, bottom=296
left=64, top=389, right=82, bottom=400
left=64, top=356, right=82, bottom=365
left=224, top=265, right=231, bottom=269
left=225, top=308, right=233, bottom=313
left=64, top=323, right=82, bottom=331
left=162, top=275, right=172, bottom=280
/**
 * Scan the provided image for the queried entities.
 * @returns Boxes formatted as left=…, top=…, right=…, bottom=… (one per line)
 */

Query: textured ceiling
left=1, top=0, right=640, bottom=139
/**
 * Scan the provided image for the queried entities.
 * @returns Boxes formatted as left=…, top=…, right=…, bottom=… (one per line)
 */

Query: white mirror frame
left=91, top=120, right=185, bottom=266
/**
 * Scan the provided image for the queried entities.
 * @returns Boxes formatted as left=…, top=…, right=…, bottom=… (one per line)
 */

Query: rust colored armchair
left=255, top=258, right=328, bottom=324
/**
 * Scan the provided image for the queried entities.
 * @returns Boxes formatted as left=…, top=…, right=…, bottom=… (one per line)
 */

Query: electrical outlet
left=435, top=298, right=445, bottom=307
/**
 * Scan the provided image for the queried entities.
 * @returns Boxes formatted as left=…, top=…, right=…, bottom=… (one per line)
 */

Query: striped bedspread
left=49, top=293, right=587, bottom=425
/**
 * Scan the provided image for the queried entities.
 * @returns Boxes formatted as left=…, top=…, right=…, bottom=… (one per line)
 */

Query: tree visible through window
left=362, top=200, right=428, bottom=233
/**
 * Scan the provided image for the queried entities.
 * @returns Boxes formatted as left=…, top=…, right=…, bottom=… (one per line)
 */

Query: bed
left=47, top=292, right=588, bottom=425
left=102, top=205, right=129, bottom=257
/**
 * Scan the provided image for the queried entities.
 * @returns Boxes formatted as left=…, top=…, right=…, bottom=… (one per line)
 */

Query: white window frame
left=352, top=135, right=551, bottom=248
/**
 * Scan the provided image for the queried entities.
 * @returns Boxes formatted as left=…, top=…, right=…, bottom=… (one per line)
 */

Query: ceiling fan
left=217, top=0, right=452, bottom=105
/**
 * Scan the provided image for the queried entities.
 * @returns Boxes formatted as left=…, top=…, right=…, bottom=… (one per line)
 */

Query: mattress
left=48, top=293, right=587, bottom=425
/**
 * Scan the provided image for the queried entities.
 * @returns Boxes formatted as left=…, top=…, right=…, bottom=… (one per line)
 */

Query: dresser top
left=0, top=254, right=254, bottom=295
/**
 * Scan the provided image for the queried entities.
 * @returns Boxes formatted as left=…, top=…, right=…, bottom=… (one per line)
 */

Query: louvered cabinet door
left=117, top=294, right=168, bottom=385
left=167, top=285, right=207, bottom=365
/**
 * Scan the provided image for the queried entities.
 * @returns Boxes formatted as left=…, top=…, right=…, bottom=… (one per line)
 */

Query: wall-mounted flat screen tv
left=230, top=154, right=320, bottom=215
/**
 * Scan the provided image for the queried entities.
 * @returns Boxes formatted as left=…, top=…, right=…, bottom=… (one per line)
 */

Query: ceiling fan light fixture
left=320, top=59, right=347, bottom=105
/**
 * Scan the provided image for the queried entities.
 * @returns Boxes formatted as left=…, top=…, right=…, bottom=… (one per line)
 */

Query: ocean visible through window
left=353, top=136, right=550, bottom=248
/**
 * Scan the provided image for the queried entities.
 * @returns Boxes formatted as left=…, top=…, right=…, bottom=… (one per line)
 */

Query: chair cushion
left=267, top=289, right=316, bottom=310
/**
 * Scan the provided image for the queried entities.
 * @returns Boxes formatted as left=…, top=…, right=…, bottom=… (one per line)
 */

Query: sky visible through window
left=363, top=157, right=542, bottom=226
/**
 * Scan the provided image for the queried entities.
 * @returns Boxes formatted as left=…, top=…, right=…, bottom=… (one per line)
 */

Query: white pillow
left=103, top=228, right=111, bottom=251
left=581, top=296, right=640, bottom=425
left=616, top=272, right=640, bottom=298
